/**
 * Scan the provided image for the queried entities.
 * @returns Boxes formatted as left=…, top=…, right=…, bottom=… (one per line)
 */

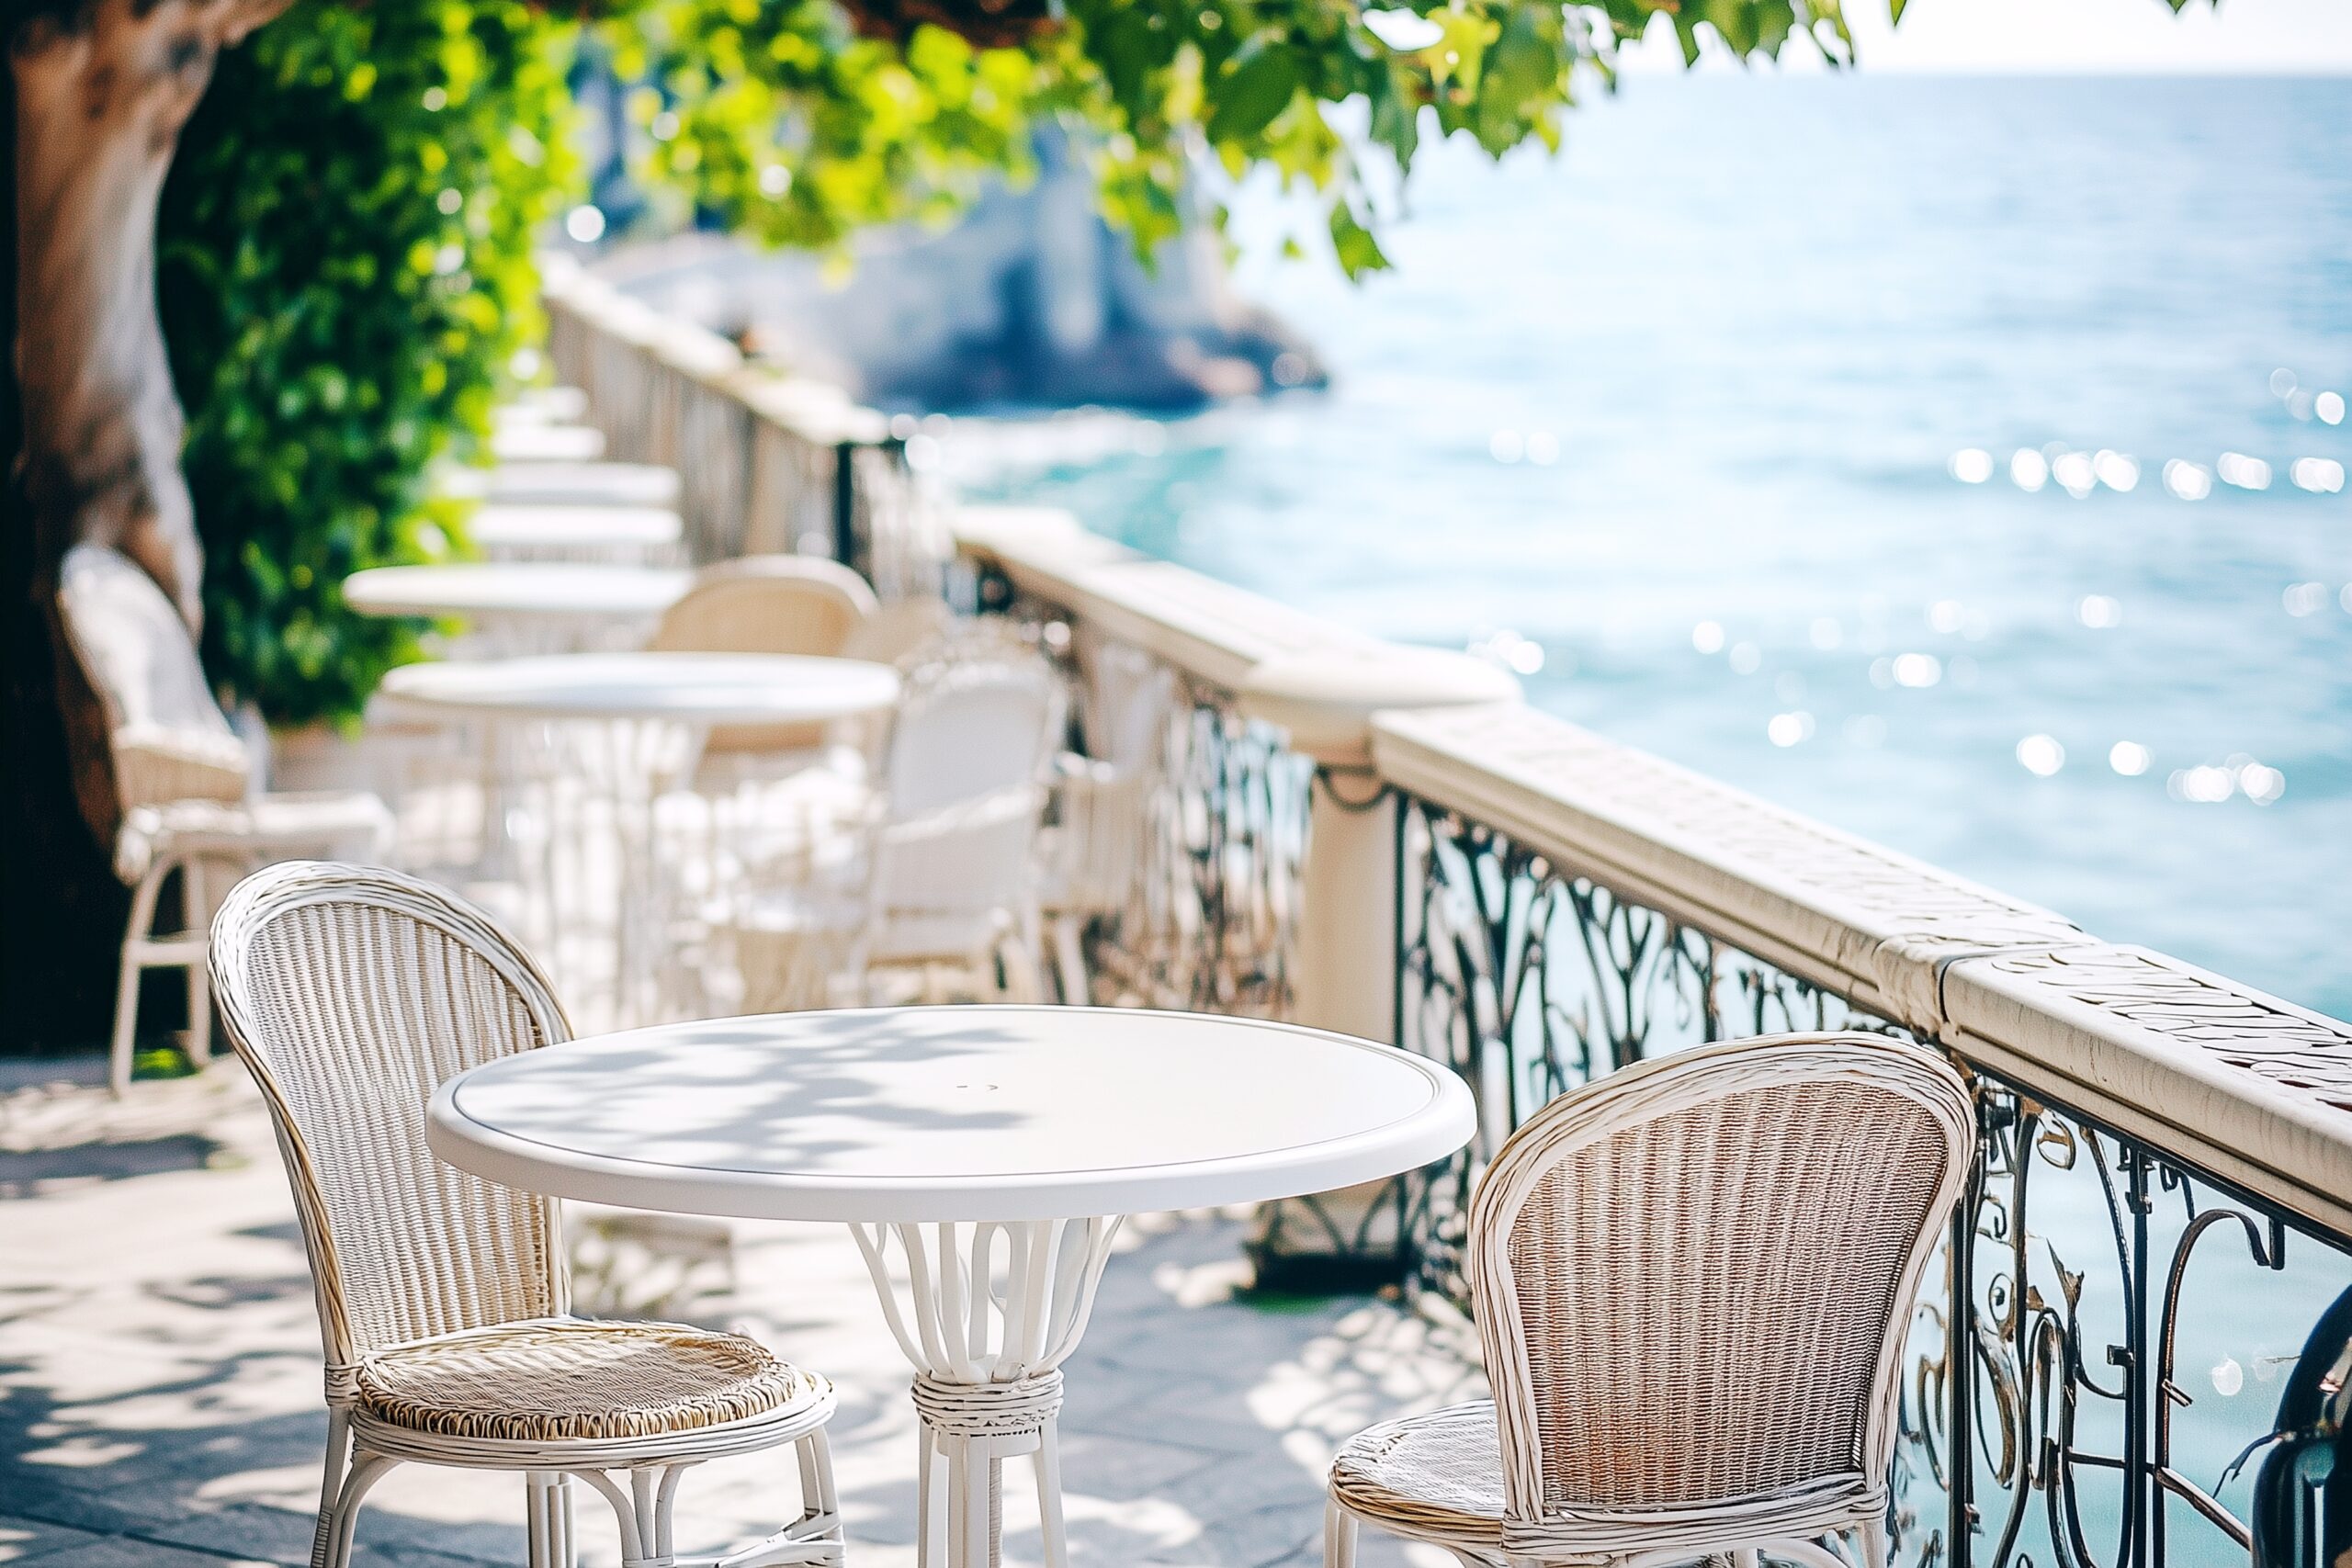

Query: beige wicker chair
left=647, top=556, right=879, bottom=760
left=1326, top=1032, right=1973, bottom=1568
left=209, top=861, right=842, bottom=1568
left=56, top=544, right=390, bottom=1097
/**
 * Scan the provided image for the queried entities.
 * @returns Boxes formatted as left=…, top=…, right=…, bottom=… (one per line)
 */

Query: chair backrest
left=870, top=657, right=1062, bottom=919
left=1466, top=1032, right=1971, bottom=1526
left=1079, top=637, right=1174, bottom=775
left=649, top=556, right=880, bottom=753
left=838, top=594, right=959, bottom=670
left=56, top=544, right=249, bottom=810
left=883, top=656, right=1062, bottom=818
left=209, top=861, right=572, bottom=1374
left=647, top=555, right=877, bottom=658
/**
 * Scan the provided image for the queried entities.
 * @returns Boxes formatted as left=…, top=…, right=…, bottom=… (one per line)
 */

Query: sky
left=1618, top=0, right=2352, bottom=73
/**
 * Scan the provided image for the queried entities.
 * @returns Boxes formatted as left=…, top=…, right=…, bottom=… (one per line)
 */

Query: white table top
left=378, top=652, right=899, bottom=725
left=490, top=424, right=606, bottom=463
left=438, top=462, right=683, bottom=508
left=427, top=1007, right=1475, bottom=1223
left=344, top=563, right=690, bottom=620
left=469, top=504, right=683, bottom=549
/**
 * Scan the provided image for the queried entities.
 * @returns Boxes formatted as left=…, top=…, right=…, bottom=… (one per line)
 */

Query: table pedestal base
left=850, top=1218, right=1122, bottom=1568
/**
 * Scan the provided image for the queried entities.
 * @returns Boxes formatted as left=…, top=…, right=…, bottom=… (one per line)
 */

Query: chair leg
left=1049, top=914, right=1089, bottom=1006
left=182, top=857, right=213, bottom=1066
left=528, top=1471, right=577, bottom=1568
left=1325, top=1498, right=1358, bottom=1568
left=316, top=1450, right=396, bottom=1568
left=109, top=858, right=172, bottom=1098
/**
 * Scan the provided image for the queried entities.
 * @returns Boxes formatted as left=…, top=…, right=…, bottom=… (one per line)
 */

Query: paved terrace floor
left=0, top=1055, right=1477, bottom=1568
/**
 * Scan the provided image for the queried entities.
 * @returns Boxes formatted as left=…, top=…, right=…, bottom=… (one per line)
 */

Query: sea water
left=953, top=73, right=2352, bottom=1025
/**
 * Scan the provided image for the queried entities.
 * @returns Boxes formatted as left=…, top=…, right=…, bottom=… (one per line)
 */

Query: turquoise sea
left=957, top=73, right=2352, bottom=1023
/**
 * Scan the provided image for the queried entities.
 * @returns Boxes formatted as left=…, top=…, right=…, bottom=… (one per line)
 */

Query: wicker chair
left=728, top=654, right=1063, bottom=1010
left=209, top=861, right=842, bottom=1568
left=1326, top=1032, right=1973, bottom=1568
left=1036, top=638, right=1175, bottom=1004
left=647, top=556, right=879, bottom=761
left=55, top=545, right=390, bottom=1097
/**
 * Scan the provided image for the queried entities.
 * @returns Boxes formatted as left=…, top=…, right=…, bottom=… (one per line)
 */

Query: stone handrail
left=956, top=503, right=2352, bottom=1239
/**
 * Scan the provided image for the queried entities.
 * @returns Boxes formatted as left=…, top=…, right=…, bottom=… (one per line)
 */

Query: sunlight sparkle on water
left=2283, top=582, right=2330, bottom=617
left=2016, top=735, right=2065, bottom=776
left=2290, top=457, right=2345, bottom=493
left=1949, top=448, right=1996, bottom=483
left=1729, top=642, right=1762, bottom=675
left=2052, top=451, right=2097, bottom=498
left=1929, top=599, right=1965, bottom=634
left=1891, top=653, right=1942, bottom=689
left=2009, top=449, right=2049, bottom=491
left=2318, top=391, right=2346, bottom=425
left=2093, top=451, right=2140, bottom=491
left=2109, top=741, right=2152, bottom=776
left=2217, top=452, right=2271, bottom=491
left=1691, top=620, right=1725, bottom=654
left=2078, top=594, right=2123, bottom=629
left=2161, top=459, right=2212, bottom=501
left=1769, top=712, right=1816, bottom=747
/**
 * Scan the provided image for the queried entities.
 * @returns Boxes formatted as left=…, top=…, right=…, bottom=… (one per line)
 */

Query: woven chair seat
left=1330, top=1402, right=1510, bottom=1551
left=355, top=1317, right=825, bottom=1443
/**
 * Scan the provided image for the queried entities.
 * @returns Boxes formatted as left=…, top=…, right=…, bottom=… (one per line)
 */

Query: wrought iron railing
left=1389, top=790, right=2348, bottom=1568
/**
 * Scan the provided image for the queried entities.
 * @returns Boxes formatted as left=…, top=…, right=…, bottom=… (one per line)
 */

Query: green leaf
left=1204, top=38, right=1300, bottom=146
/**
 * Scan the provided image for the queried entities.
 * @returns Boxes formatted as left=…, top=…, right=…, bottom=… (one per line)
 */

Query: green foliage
left=615, top=0, right=1871, bottom=280
left=159, top=0, right=582, bottom=728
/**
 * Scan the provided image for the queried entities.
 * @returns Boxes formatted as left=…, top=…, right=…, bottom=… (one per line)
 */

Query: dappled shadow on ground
left=2, top=1056, right=1480, bottom=1568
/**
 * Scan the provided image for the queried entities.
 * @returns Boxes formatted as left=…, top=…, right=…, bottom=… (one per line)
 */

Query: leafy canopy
left=614, top=0, right=1871, bottom=276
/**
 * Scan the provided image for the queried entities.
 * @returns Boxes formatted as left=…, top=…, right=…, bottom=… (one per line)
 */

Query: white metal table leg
left=851, top=1218, right=1121, bottom=1568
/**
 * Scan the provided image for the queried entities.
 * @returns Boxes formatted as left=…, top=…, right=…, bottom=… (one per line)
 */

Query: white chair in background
left=209, top=861, right=842, bottom=1568
left=1037, top=638, right=1176, bottom=1004
left=1322, top=1032, right=1973, bottom=1568
left=55, top=545, right=390, bottom=1095
left=727, top=654, right=1064, bottom=1011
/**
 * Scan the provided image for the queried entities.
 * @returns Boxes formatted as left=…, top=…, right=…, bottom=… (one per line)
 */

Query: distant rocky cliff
left=594, top=132, right=1326, bottom=414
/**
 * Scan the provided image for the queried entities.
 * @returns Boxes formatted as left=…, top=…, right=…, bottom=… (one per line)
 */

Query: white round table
left=437, top=461, right=683, bottom=509
left=469, top=503, right=684, bottom=564
left=344, top=563, right=689, bottom=624
left=380, top=655, right=899, bottom=1026
left=490, top=423, right=606, bottom=463
left=379, top=653, right=897, bottom=727
left=428, top=1005, right=1474, bottom=1568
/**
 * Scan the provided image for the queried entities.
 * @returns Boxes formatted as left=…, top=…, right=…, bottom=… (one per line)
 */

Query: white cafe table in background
left=379, top=653, right=899, bottom=1026
left=428, top=1005, right=1475, bottom=1568
left=469, top=502, right=684, bottom=566
left=489, top=422, right=605, bottom=463
left=436, top=460, right=682, bottom=509
left=344, top=562, right=689, bottom=651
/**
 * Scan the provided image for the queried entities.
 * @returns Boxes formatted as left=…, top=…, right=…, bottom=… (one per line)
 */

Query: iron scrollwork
left=1392, top=792, right=2348, bottom=1568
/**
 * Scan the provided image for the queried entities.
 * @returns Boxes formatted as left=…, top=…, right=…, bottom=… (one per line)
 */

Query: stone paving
left=0, top=1053, right=1482, bottom=1568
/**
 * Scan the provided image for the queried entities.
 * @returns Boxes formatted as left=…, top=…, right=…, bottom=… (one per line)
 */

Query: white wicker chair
left=56, top=545, right=390, bottom=1096
left=209, top=861, right=842, bottom=1568
left=1326, top=1032, right=1973, bottom=1568
left=1037, top=638, right=1175, bottom=1004
left=729, top=654, right=1063, bottom=1010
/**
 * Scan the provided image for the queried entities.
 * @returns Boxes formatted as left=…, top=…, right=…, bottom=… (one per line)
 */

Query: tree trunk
left=5, top=0, right=286, bottom=1047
